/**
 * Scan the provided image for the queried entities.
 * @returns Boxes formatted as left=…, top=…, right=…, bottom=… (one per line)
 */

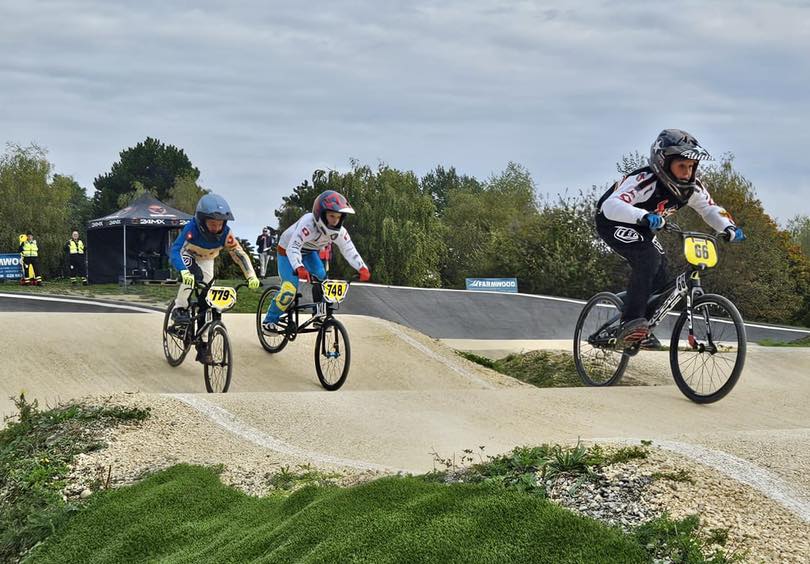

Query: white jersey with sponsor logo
left=278, top=213, right=366, bottom=271
left=598, top=167, right=735, bottom=234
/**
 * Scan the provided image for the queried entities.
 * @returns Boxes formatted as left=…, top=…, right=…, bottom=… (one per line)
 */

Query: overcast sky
left=2, top=1, right=809, bottom=240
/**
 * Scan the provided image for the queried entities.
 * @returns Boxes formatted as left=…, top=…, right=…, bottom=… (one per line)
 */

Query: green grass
left=30, top=464, right=650, bottom=564
left=0, top=394, right=150, bottom=563
left=456, top=350, right=582, bottom=388
left=0, top=278, right=263, bottom=314
left=757, top=335, right=810, bottom=347
left=2, top=395, right=735, bottom=564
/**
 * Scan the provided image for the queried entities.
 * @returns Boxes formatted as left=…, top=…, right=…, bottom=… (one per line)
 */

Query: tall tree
left=92, top=137, right=199, bottom=217
left=0, top=143, right=79, bottom=277
left=167, top=175, right=208, bottom=215
left=420, top=165, right=481, bottom=215
left=440, top=162, right=538, bottom=287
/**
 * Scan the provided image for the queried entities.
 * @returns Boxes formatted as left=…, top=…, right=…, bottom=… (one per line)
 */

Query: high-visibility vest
left=21, top=240, right=38, bottom=257
left=68, top=240, right=85, bottom=254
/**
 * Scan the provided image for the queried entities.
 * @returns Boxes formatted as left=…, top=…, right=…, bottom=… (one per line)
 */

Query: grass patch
left=30, top=464, right=651, bottom=564
left=266, top=464, right=342, bottom=492
left=635, top=513, right=742, bottom=563
left=0, top=394, right=150, bottom=563
left=757, top=336, right=810, bottom=347
left=457, top=349, right=582, bottom=388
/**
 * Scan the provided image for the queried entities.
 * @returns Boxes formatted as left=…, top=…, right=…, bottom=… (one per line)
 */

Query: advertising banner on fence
left=465, top=277, right=518, bottom=293
left=0, top=253, right=23, bottom=280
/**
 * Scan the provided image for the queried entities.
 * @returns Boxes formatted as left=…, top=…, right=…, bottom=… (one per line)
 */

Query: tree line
left=2, top=139, right=810, bottom=326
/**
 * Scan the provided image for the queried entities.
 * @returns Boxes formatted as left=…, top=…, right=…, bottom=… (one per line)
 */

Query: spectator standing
left=65, top=230, right=87, bottom=284
left=19, top=231, right=42, bottom=285
left=255, top=226, right=277, bottom=278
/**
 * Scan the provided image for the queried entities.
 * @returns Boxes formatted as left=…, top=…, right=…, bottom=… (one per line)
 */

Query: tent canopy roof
left=88, top=194, right=192, bottom=229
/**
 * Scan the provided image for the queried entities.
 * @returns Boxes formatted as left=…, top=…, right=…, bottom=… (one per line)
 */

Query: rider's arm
left=687, top=180, right=736, bottom=233
left=333, top=228, right=367, bottom=271
left=223, top=229, right=257, bottom=279
left=285, top=219, right=319, bottom=270
left=170, top=221, right=195, bottom=271
left=600, top=176, right=655, bottom=224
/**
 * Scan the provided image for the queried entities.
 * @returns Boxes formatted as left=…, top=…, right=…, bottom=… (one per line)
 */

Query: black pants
left=22, top=256, right=41, bottom=280
left=596, top=216, right=669, bottom=321
left=69, top=254, right=86, bottom=279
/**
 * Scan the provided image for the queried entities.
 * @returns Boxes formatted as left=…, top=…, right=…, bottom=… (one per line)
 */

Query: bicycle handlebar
left=661, top=221, right=730, bottom=242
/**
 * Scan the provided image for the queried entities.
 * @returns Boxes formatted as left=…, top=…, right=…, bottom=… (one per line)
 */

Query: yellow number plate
left=321, top=280, right=349, bottom=303
left=683, top=236, right=718, bottom=268
left=206, top=286, right=237, bottom=311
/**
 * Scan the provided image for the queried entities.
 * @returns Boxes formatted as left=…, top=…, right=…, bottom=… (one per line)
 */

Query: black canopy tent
left=86, top=195, right=192, bottom=284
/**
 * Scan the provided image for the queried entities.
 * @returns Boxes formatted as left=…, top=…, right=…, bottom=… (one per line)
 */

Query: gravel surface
left=64, top=393, right=810, bottom=563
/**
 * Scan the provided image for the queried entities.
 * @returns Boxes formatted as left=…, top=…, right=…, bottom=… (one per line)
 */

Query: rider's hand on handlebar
left=358, top=266, right=371, bottom=282
left=642, top=213, right=665, bottom=232
left=296, top=266, right=310, bottom=282
left=247, top=276, right=260, bottom=290
left=180, top=269, right=195, bottom=287
left=723, top=226, right=746, bottom=243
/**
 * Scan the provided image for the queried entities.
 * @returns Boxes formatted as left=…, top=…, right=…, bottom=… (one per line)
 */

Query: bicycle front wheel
left=163, top=299, right=191, bottom=367
left=315, top=318, right=351, bottom=391
left=573, top=292, right=629, bottom=386
left=256, top=285, right=291, bottom=354
left=204, top=321, right=233, bottom=393
left=669, top=293, right=746, bottom=404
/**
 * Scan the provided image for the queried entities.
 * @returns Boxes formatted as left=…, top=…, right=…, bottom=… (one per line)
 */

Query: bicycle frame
left=279, top=277, right=341, bottom=342
left=175, top=280, right=245, bottom=344
left=588, top=224, right=723, bottom=351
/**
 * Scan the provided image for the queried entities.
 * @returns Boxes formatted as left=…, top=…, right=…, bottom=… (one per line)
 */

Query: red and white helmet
left=312, top=190, right=354, bottom=239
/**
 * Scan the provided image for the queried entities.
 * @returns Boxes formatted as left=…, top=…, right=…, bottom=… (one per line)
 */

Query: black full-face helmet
left=649, top=129, right=712, bottom=202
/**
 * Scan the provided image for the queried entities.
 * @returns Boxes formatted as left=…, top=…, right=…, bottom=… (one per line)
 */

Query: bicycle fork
left=321, top=325, right=341, bottom=359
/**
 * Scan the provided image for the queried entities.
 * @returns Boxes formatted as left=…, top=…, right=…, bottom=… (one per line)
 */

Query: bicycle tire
left=573, top=292, right=629, bottom=386
left=669, top=293, right=746, bottom=404
left=256, top=285, right=291, bottom=354
left=163, top=299, right=191, bottom=367
left=314, top=318, right=351, bottom=391
left=204, top=321, right=233, bottom=393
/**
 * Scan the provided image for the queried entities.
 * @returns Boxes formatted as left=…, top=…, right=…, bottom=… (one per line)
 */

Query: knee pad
left=274, top=281, right=297, bottom=311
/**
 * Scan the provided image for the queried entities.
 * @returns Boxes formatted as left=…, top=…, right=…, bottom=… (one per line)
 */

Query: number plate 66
left=683, top=236, right=718, bottom=268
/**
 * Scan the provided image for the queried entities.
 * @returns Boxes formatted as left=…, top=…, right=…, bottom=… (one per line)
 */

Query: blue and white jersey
left=170, top=218, right=255, bottom=278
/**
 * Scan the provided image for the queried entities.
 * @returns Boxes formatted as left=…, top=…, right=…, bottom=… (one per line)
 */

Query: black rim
left=574, top=294, right=628, bottom=386
left=315, top=320, right=350, bottom=390
left=205, top=324, right=232, bottom=393
left=671, top=297, right=744, bottom=401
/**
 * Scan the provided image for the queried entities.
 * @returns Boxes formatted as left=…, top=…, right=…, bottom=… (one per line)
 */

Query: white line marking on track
left=167, top=393, right=412, bottom=473
left=375, top=319, right=495, bottom=389
left=0, top=292, right=160, bottom=314
left=593, top=437, right=810, bottom=523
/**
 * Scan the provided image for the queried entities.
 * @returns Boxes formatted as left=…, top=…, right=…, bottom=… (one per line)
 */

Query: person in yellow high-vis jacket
left=65, top=230, right=87, bottom=284
left=19, top=231, right=42, bottom=285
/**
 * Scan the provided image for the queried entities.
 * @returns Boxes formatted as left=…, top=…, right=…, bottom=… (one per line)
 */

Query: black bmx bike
left=162, top=279, right=247, bottom=393
left=255, top=275, right=352, bottom=391
left=573, top=223, right=746, bottom=404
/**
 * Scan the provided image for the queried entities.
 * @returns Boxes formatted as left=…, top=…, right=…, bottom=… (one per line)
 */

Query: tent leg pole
left=123, top=224, right=127, bottom=293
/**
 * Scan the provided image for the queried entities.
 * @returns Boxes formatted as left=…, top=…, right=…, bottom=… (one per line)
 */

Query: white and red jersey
left=278, top=213, right=366, bottom=271
left=597, top=166, right=736, bottom=233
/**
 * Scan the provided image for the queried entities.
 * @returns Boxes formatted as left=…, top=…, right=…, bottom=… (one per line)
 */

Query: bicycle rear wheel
left=669, top=294, right=746, bottom=403
left=204, top=321, right=233, bottom=393
left=256, top=285, right=291, bottom=353
left=315, top=318, right=350, bottom=391
left=573, top=292, right=629, bottom=386
left=163, top=299, right=191, bottom=367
